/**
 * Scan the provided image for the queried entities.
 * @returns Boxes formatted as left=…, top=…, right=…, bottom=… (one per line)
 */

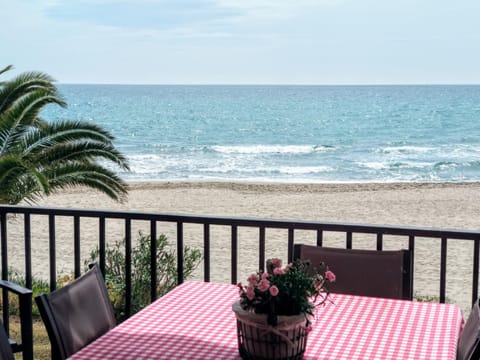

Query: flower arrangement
left=237, top=258, right=335, bottom=327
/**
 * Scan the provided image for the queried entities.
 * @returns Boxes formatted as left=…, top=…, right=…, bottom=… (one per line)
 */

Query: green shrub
left=414, top=293, right=452, bottom=303
left=86, top=232, right=202, bottom=320
left=2, top=269, right=51, bottom=317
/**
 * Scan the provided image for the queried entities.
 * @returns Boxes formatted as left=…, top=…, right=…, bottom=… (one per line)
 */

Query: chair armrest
left=0, top=280, right=32, bottom=296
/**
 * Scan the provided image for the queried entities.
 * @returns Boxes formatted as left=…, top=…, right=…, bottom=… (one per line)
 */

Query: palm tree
left=0, top=65, right=130, bottom=204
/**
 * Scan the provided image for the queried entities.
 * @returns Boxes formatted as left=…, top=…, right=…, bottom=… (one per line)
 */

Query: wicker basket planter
left=232, top=301, right=309, bottom=360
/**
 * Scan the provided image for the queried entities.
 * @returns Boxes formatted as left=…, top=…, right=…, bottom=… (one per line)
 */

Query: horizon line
left=57, top=82, right=480, bottom=86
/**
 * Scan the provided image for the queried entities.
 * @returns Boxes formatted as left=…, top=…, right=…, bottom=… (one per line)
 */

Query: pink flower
left=271, top=258, right=282, bottom=268
left=246, top=285, right=255, bottom=300
left=273, top=267, right=285, bottom=275
left=247, top=273, right=259, bottom=285
left=258, top=279, right=270, bottom=292
left=261, top=272, right=269, bottom=280
left=325, top=270, right=336, bottom=283
left=237, top=283, right=244, bottom=294
left=269, top=285, right=279, bottom=296
left=285, top=263, right=292, bottom=271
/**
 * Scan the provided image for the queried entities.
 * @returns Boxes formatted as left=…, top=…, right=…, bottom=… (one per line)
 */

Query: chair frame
left=293, top=244, right=413, bottom=300
left=0, top=320, right=14, bottom=360
left=0, top=280, right=33, bottom=360
left=457, top=298, right=480, bottom=360
left=35, top=263, right=115, bottom=360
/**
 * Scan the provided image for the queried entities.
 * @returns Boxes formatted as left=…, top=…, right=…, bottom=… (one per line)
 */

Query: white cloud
left=212, top=0, right=342, bottom=20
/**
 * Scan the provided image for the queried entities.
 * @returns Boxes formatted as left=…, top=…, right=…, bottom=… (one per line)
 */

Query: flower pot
left=232, top=301, right=309, bottom=360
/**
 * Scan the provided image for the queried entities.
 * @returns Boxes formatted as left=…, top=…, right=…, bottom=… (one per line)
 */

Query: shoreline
left=125, top=180, right=480, bottom=192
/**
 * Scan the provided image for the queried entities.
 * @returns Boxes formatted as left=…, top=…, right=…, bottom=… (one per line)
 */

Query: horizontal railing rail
left=1, top=204, right=480, bottom=322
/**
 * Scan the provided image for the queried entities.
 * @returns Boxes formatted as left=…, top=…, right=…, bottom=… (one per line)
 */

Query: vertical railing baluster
left=231, top=225, right=238, bottom=284
left=99, top=217, right=106, bottom=276
left=74, top=216, right=81, bottom=278
left=23, top=213, right=35, bottom=360
left=288, top=228, right=294, bottom=262
left=259, top=226, right=265, bottom=272
left=376, top=233, right=383, bottom=251
left=177, top=222, right=184, bottom=284
left=408, top=235, right=415, bottom=297
left=203, top=224, right=210, bottom=282
left=49, top=215, right=56, bottom=292
left=346, top=232, right=353, bottom=249
left=24, top=213, right=32, bottom=289
left=473, top=238, right=479, bottom=306
left=0, top=211, right=7, bottom=280
left=316, top=229, right=323, bottom=247
left=1, top=211, right=9, bottom=332
left=125, top=219, right=132, bottom=317
left=440, top=237, right=447, bottom=303
left=150, top=220, right=157, bottom=302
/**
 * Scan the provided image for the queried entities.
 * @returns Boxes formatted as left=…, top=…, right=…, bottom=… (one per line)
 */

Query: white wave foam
left=211, top=144, right=333, bottom=154
left=377, top=145, right=436, bottom=154
left=361, top=162, right=388, bottom=170
left=277, top=166, right=334, bottom=174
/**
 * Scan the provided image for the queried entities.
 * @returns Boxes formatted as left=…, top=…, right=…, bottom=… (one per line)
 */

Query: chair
left=0, top=279, right=33, bottom=360
left=35, top=264, right=116, bottom=360
left=0, top=320, right=14, bottom=360
left=457, top=298, right=480, bottom=360
left=293, top=244, right=413, bottom=300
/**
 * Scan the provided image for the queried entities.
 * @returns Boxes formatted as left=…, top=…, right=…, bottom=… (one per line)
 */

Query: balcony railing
left=1, top=204, right=480, bottom=321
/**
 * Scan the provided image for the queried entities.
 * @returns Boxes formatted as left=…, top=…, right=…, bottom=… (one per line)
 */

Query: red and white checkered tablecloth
left=69, top=281, right=463, bottom=360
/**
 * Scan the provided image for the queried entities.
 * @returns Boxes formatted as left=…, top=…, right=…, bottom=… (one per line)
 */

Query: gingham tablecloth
left=69, top=281, right=463, bottom=360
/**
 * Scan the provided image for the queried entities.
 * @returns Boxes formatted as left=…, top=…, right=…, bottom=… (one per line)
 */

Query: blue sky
left=2, top=0, right=480, bottom=84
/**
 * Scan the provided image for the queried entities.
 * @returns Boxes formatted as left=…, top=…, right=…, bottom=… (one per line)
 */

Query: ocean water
left=43, top=85, right=480, bottom=183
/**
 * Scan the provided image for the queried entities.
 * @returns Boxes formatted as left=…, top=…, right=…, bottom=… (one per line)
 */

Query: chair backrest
left=293, top=244, right=413, bottom=300
left=35, top=264, right=116, bottom=360
left=457, top=299, right=480, bottom=360
left=0, top=321, right=14, bottom=360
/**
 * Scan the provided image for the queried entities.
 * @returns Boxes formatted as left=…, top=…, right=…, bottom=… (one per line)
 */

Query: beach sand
left=7, top=181, right=480, bottom=313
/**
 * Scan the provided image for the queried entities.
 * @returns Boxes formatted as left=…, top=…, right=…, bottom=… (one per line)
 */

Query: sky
left=2, top=0, right=480, bottom=85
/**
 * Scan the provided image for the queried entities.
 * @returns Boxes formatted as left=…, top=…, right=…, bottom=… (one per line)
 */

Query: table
left=69, top=281, right=464, bottom=359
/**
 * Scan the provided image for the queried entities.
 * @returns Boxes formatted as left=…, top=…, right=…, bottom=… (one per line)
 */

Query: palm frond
left=18, top=121, right=129, bottom=170
left=0, top=72, right=63, bottom=114
left=30, top=141, right=130, bottom=170
left=46, top=162, right=129, bottom=202
left=0, top=65, right=13, bottom=79
left=0, top=156, right=50, bottom=204
left=2, top=90, right=65, bottom=127
left=41, top=120, right=117, bottom=143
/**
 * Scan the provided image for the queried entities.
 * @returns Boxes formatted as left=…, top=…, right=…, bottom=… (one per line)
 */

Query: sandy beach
left=7, top=181, right=480, bottom=313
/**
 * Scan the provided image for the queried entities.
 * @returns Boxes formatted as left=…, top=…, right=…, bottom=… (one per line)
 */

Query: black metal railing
left=1, top=204, right=480, bottom=320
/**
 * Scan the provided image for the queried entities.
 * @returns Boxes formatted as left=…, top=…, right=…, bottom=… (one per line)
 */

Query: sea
left=42, top=85, right=480, bottom=183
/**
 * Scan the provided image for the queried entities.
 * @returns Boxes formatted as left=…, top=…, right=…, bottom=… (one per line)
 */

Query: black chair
left=293, top=244, right=413, bottom=300
left=35, top=264, right=116, bottom=360
left=0, top=279, right=33, bottom=360
left=0, top=320, right=14, bottom=360
left=457, top=298, right=480, bottom=360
